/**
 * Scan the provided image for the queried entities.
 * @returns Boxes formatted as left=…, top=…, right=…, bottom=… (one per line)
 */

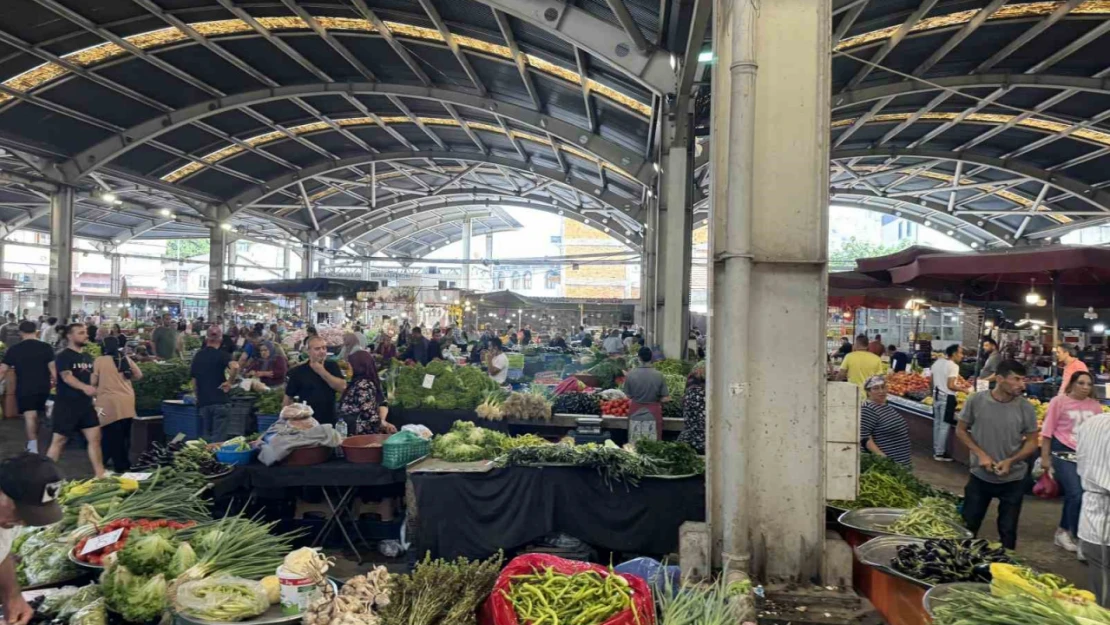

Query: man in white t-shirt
left=0, top=453, right=65, bottom=625
left=931, top=344, right=971, bottom=462
left=486, top=337, right=509, bottom=385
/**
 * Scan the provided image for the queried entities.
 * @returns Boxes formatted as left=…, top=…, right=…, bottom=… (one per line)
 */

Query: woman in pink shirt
left=1057, top=344, right=1089, bottom=397
left=1042, top=370, right=1102, bottom=554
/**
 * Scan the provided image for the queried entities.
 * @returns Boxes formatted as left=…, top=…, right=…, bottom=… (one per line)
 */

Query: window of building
left=545, top=271, right=559, bottom=290
left=522, top=272, right=532, bottom=289
left=198, top=273, right=208, bottom=290
left=495, top=274, right=506, bottom=289
left=511, top=272, right=521, bottom=289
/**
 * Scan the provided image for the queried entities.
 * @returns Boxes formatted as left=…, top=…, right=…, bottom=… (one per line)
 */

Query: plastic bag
left=70, top=598, right=107, bottom=625
left=22, top=541, right=77, bottom=585
left=1033, top=473, right=1059, bottom=499
left=598, top=389, right=628, bottom=401
left=480, top=554, right=654, bottom=625
left=401, top=424, right=433, bottom=440
left=174, top=576, right=270, bottom=622
left=56, top=585, right=101, bottom=620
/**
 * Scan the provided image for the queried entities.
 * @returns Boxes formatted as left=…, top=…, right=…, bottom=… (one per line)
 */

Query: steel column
left=110, top=254, right=121, bottom=296
left=462, top=217, right=473, bottom=290
left=661, top=142, right=693, bottom=358
left=708, top=0, right=830, bottom=581
left=283, top=247, right=292, bottom=280
left=207, top=226, right=227, bottom=322
left=47, top=188, right=74, bottom=319
left=300, top=245, right=315, bottom=319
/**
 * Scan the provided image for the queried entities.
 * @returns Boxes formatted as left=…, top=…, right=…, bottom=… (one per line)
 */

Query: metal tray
left=67, top=549, right=104, bottom=570
left=922, top=582, right=990, bottom=617
left=838, top=508, right=974, bottom=539
left=175, top=579, right=338, bottom=625
left=204, top=466, right=235, bottom=480
left=854, top=536, right=934, bottom=590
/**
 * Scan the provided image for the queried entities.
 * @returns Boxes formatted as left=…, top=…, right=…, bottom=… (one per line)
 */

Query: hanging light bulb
left=1025, top=278, right=1040, bottom=304
left=1085, top=306, right=1099, bottom=320
left=1094, top=323, right=1107, bottom=334
left=1031, top=324, right=1041, bottom=331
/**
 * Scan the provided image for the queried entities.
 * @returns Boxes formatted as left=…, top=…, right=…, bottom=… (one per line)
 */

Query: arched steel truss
left=220, top=152, right=646, bottom=234
left=59, top=83, right=652, bottom=185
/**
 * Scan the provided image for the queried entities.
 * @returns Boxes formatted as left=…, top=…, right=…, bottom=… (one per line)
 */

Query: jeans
left=1051, top=437, right=1083, bottom=536
left=962, top=474, right=1026, bottom=549
left=1082, top=540, right=1110, bottom=607
left=932, top=393, right=952, bottom=456
left=101, top=419, right=132, bottom=472
left=199, top=404, right=243, bottom=442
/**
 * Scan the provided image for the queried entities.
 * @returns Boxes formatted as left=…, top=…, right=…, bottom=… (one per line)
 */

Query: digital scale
left=568, top=415, right=611, bottom=444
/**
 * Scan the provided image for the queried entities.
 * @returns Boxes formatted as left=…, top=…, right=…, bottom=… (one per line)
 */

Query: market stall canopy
left=224, top=278, right=378, bottom=297
left=887, top=246, right=1110, bottom=308
left=828, top=271, right=914, bottom=309
left=853, top=246, right=946, bottom=280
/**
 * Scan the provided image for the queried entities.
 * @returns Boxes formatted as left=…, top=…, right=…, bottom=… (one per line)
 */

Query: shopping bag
left=1033, top=472, right=1060, bottom=499
left=480, top=554, right=654, bottom=625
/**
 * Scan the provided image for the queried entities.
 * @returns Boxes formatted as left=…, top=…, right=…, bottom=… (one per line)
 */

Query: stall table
left=245, top=460, right=407, bottom=562
left=408, top=463, right=705, bottom=560
left=390, top=408, right=683, bottom=444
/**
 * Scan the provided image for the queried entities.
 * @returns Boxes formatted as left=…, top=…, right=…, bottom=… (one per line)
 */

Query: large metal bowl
left=838, top=507, right=973, bottom=540
left=854, top=535, right=934, bottom=589
left=922, top=582, right=990, bottom=617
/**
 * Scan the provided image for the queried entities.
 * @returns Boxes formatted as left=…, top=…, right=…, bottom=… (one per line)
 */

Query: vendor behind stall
left=285, top=335, right=347, bottom=425
left=244, top=341, right=287, bottom=388
left=624, top=347, right=670, bottom=442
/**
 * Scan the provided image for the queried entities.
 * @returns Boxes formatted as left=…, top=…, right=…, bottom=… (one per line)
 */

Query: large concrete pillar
left=462, top=218, right=473, bottom=290
left=660, top=130, right=694, bottom=358
left=640, top=198, right=658, bottom=341
left=47, top=187, right=75, bottom=319
left=207, top=226, right=227, bottom=322
left=707, top=0, right=830, bottom=581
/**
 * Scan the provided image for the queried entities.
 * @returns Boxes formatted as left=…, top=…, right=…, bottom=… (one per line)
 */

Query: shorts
left=52, top=401, right=100, bottom=437
left=16, top=392, right=48, bottom=414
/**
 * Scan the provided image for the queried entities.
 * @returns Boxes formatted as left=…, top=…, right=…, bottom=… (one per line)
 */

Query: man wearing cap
left=0, top=453, right=65, bottom=624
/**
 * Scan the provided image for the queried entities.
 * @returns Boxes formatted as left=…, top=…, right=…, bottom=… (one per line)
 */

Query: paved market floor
left=0, top=417, right=1093, bottom=588
left=911, top=448, right=1090, bottom=590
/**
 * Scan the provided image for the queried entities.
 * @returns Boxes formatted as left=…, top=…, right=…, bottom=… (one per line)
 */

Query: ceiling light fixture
left=1085, top=306, right=1099, bottom=320
left=102, top=192, right=117, bottom=203
left=1025, top=279, right=1040, bottom=305
left=1095, top=323, right=1107, bottom=334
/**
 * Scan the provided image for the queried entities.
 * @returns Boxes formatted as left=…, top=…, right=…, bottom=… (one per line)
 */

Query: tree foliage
left=829, top=236, right=912, bottom=267
left=165, top=239, right=210, bottom=259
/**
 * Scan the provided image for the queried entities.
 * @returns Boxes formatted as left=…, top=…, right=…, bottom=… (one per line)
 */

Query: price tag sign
left=80, top=528, right=123, bottom=556
left=119, top=472, right=152, bottom=482
left=976, top=379, right=990, bottom=393
left=422, top=374, right=435, bottom=389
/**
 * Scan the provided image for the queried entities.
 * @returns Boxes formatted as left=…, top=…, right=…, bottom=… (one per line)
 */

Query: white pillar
left=207, top=225, right=227, bottom=322
left=47, top=187, right=75, bottom=319
left=661, top=137, right=693, bottom=359
left=462, top=218, right=473, bottom=290
left=283, top=247, right=292, bottom=280
left=110, top=254, right=121, bottom=296
left=707, top=0, right=830, bottom=581
left=300, top=245, right=315, bottom=319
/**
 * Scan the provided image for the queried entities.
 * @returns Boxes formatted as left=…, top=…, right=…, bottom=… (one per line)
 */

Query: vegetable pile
left=882, top=498, right=966, bottom=539
left=505, top=566, right=636, bottom=625
left=475, top=391, right=505, bottom=421
left=600, top=397, right=630, bottom=416
left=305, top=566, right=392, bottom=625
left=12, top=527, right=78, bottom=587
left=890, top=539, right=1014, bottom=584
left=499, top=389, right=552, bottom=421
left=634, top=440, right=705, bottom=476
left=499, top=441, right=661, bottom=490
left=932, top=563, right=1110, bottom=624
left=379, top=552, right=503, bottom=625
left=389, top=361, right=501, bottom=410
left=552, top=392, right=601, bottom=416
left=586, top=359, right=626, bottom=389
left=829, top=454, right=960, bottom=510
left=133, top=439, right=229, bottom=476
left=73, top=518, right=195, bottom=567
left=132, top=361, right=191, bottom=412
left=431, top=421, right=508, bottom=463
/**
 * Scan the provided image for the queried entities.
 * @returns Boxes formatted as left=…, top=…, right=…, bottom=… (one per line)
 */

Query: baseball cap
left=0, top=453, right=64, bottom=526
left=206, top=325, right=223, bottom=341
left=864, top=375, right=887, bottom=390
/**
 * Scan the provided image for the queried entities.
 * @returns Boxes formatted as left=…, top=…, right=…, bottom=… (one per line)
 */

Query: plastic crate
left=257, top=414, right=279, bottom=433
left=162, top=401, right=206, bottom=441
left=227, top=395, right=257, bottom=439
left=382, top=431, right=430, bottom=469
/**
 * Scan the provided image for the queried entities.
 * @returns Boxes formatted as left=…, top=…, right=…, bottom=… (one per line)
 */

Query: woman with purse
left=1042, top=370, right=1102, bottom=555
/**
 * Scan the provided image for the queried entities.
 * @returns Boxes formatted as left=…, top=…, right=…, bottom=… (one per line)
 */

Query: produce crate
left=162, top=400, right=206, bottom=441
left=256, top=414, right=279, bottom=433
left=382, top=432, right=430, bottom=469
left=227, top=395, right=258, bottom=440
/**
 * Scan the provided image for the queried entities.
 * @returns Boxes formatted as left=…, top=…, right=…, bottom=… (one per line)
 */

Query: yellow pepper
left=117, top=477, right=139, bottom=492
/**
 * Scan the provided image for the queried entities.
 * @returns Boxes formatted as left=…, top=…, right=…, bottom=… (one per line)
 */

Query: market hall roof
left=0, top=0, right=672, bottom=247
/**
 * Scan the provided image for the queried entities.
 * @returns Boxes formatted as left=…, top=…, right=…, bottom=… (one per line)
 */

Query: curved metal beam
left=471, top=0, right=674, bottom=94
left=220, top=152, right=642, bottom=222
left=832, top=74, right=1110, bottom=110
left=59, top=82, right=651, bottom=184
left=365, top=220, right=523, bottom=258
left=334, top=195, right=643, bottom=251
left=832, top=148, right=1110, bottom=214
left=831, top=190, right=1012, bottom=247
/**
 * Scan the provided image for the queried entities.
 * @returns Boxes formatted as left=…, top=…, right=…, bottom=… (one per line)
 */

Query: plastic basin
left=341, top=434, right=390, bottom=464
left=283, top=445, right=332, bottom=466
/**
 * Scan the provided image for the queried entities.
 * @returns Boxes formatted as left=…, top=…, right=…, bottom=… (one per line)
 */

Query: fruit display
left=601, top=397, right=630, bottom=416
left=1028, top=397, right=1048, bottom=429
left=886, top=372, right=930, bottom=400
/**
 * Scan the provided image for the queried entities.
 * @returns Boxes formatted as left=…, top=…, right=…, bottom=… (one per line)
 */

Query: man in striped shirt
left=1077, top=411, right=1110, bottom=605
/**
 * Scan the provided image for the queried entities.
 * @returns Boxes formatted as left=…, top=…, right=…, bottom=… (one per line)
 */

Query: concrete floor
left=0, top=417, right=1093, bottom=589
left=910, top=448, right=1090, bottom=590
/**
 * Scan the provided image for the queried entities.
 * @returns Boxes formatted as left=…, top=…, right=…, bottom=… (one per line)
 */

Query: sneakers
left=26, top=440, right=38, bottom=454
left=1078, top=541, right=1087, bottom=563
left=1055, top=529, right=1079, bottom=553
left=933, top=453, right=954, bottom=462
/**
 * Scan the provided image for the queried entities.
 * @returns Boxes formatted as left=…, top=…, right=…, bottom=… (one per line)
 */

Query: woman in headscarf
left=338, top=331, right=364, bottom=362
left=338, top=351, right=396, bottom=435
left=677, top=362, right=706, bottom=454
left=375, top=331, right=398, bottom=365
left=244, top=340, right=287, bottom=387
left=92, top=336, right=143, bottom=471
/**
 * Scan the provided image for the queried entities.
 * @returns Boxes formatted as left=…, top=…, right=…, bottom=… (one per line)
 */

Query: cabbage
left=118, top=531, right=176, bottom=576
left=168, top=542, right=197, bottom=578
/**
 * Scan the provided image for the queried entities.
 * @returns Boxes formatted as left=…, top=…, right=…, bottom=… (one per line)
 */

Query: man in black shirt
left=0, top=313, right=21, bottom=347
left=401, top=327, right=433, bottom=365
left=191, top=325, right=240, bottom=441
left=0, top=321, right=56, bottom=453
left=888, top=345, right=911, bottom=373
left=47, top=323, right=105, bottom=477
left=285, top=335, right=347, bottom=425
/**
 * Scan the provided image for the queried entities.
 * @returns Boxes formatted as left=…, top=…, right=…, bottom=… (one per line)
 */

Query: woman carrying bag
left=92, top=336, right=143, bottom=471
left=1041, top=370, right=1102, bottom=556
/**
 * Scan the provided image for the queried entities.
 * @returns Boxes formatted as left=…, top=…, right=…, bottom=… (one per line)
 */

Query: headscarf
left=345, top=350, right=384, bottom=402
left=686, top=362, right=706, bottom=388
left=259, top=341, right=276, bottom=369
left=103, top=336, right=129, bottom=376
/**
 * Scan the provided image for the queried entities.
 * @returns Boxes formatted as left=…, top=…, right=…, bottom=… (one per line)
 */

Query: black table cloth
left=410, top=465, right=705, bottom=560
left=245, top=459, right=407, bottom=488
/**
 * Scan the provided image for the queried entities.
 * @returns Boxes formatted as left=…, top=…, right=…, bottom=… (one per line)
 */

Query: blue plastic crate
left=257, top=414, right=279, bottom=433
left=162, top=401, right=205, bottom=441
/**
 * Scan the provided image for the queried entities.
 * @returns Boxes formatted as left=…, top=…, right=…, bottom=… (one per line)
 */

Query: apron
left=628, top=401, right=663, bottom=443
left=934, top=387, right=958, bottom=425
